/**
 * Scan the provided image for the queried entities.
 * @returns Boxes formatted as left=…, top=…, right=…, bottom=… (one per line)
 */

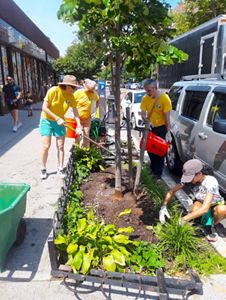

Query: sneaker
left=40, top=169, right=47, bottom=180
left=206, top=233, right=218, bottom=242
left=12, top=125, right=17, bottom=132
left=57, top=168, right=65, bottom=179
left=17, top=122, right=22, bottom=129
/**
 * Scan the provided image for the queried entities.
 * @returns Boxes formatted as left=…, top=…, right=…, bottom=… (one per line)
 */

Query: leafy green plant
left=153, top=212, right=200, bottom=264
left=130, top=241, right=164, bottom=274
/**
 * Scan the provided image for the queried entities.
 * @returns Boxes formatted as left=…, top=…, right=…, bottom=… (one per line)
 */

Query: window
left=134, top=92, right=145, bottom=104
left=168, top=86, right=183, bottom=110
left=207, top=92, right=226, bottom=126
left=181, top=90, right=208, bottom=121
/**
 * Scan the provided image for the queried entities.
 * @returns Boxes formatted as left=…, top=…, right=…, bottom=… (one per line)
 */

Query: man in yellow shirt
left=39, top=75, right=81, bottom=180
left=140, top=78, right=172, bottom=180
left=74, top=79, right=99, bottom=148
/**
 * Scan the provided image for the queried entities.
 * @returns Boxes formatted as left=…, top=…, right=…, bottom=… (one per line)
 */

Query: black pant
left=148, top=125, right=167, bottom=177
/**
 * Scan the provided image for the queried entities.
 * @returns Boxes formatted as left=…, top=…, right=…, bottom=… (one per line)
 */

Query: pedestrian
left=3, top=75, right=23, bottom=132
left=140, top=78, right=172, bottom=180
left=159, top=159, right=226, bottom=242
left=74, top=78, right=99, bottom=148
left=38, top=80, right=49, bottom=101
left=39, top=75, right=82, bottom=180
left=24, top=90, right=33, bottom=117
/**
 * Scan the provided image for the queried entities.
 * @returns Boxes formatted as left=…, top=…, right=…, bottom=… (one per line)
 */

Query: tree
left=172, top=0, right=226, bottom=33
left=58, top=0, right=187, bottom=197
left=52, top=39, right=103, bottom=79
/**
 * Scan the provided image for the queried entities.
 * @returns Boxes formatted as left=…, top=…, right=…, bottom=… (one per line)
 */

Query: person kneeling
left=159, top=159, right=226, bottom=242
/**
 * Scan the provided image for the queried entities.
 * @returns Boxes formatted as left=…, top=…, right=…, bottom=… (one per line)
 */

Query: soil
left=81, top=165, right=159, bottom=243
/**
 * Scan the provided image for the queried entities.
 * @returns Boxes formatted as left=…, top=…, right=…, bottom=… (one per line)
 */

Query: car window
left=168, top=86, right=183, bottom=110
left=134, top=92, right=145, bottom=104
left=181, top=90, right=208, bottom=121
left=207, top=92, right=226, bottom=126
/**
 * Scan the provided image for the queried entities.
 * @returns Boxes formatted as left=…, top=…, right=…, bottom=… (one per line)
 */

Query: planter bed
left=48, top=145, right=207, bottom=299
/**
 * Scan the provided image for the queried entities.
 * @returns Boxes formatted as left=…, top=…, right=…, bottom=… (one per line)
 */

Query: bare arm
left=141, top=110, right=149, bottom=122
left=182, top=193, right=213, bottom=222
left=163, top=183, right=183, bottom=206
left=72, top=107, right=81, bottom=126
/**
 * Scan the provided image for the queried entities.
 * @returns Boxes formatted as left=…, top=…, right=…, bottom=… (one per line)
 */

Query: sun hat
left=181, top=159, right=203, bottom=183
left=58, top=75, right=79, bottom=87
left=84, top=79, right=96, bottom=89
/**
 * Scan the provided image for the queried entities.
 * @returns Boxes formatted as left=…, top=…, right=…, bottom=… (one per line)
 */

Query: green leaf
left=118, top=226, right=134, bottom=234
left=103, top=255, right=116, bottom=272
left=118, top=209, right=131, bottom=217
left=77, top=218, right=87, bottom=233
left=71, top=251, right=83, bottom=272
left=87, top=209, right=94, bottom=221
left=67, top=243, right=78, bottom=255
left=54, top=234, right=67, bottom=245
left=113, top=234, right=129, bottom=244
left=111, top=249, right=126, bottom=266
left=81, top=249, right=94, bottom=274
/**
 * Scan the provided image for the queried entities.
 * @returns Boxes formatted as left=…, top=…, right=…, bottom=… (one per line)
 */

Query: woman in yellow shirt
left=74, top=79, right=99, bottom=148
left=39, top=75, right=81, bottom=180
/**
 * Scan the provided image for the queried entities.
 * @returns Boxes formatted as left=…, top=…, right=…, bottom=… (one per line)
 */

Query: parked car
left=121, top=89, right=146, bottom=129
left=130, top=82, right=139, bottom=89
left=167, top=79, right=226, bottom=193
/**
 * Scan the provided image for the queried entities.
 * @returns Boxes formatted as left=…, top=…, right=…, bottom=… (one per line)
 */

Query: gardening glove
left=75, top=124, right=83, bottom=135
left=56, top=118, right=65, bottom=126
left=159, top=205, right=170, bottom=224
left=166, top=131, right=172, bottom=143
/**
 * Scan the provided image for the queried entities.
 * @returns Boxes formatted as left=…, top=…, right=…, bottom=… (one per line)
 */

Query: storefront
left=0, top=0, right=59, bottom=114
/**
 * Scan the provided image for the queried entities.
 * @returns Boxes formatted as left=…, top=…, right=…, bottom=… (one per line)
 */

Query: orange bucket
left=65, top=118, right=77, bottom=138
left=140, top=132, right=169, bottom=156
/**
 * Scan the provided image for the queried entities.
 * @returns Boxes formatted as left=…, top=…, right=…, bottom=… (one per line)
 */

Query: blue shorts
left=39, top=118, right=66, bottom=137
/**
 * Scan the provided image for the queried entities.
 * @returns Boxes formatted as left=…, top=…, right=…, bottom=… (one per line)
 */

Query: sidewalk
left=0, top=106, right=225, bottom=300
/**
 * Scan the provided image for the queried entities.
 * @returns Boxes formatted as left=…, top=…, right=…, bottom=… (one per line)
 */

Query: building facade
left=0, top=0, right=59, bottom=113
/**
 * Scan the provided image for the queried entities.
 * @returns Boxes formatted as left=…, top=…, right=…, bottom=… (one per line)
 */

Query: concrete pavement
left=0, top=105, right=225, bottom=300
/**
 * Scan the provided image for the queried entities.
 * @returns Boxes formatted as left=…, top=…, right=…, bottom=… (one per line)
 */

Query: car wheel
left=131, top=114, right=137, bottom=129
left=166, top=138, right=183, bottom=176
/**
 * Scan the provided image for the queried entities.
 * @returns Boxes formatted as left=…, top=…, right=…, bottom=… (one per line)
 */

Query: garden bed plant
left=54, top=146, right=226, bottom=277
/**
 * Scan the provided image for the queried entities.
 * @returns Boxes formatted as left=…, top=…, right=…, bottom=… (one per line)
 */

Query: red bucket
left=65, top=118, right=77, bottom=138
left=140, top=132, right=169, bottom=156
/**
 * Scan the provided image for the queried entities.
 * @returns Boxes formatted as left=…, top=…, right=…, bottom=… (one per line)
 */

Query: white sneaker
left=17, top=122, right=22, bottom=129
left=12, top=125, right=17, bottom=132
left=40, top=169, right=47, bottom=180
left=57, top=168, right=65, bottom=179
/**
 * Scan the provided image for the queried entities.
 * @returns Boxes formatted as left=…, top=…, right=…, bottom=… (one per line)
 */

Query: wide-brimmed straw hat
left=58, top=75, right=79, bottom=87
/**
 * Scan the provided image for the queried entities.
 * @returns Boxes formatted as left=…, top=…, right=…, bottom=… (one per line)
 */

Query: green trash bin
left=0, top=183, right=30, bottom=272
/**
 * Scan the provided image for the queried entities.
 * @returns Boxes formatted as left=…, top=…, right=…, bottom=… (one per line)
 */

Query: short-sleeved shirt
left=41, top=86, right=77, bottom=120
left=140, top=93, right=172, bottom=127
left=3, top=83, right=21, bottom=104
left=74, top=89, right=99, bottom=119
left=195, top=175, right=222, bottom=205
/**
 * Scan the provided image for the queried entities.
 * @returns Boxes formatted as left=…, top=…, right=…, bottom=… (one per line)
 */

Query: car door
left=121, top=92, right=132, bottom=117
left=176, top=86, right=210, bottom=161
left=195, top=87, right=226, bottom=193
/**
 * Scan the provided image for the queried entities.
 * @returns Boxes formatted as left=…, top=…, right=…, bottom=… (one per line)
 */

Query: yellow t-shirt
left=74, top=89, right=99, bottom=119
left=41, top=86, right=77, bottom=120
left=140, top=93, right=172, bottom=127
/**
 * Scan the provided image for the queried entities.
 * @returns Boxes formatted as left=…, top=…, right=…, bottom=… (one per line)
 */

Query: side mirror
left=213, top=120, right=226, bottom=134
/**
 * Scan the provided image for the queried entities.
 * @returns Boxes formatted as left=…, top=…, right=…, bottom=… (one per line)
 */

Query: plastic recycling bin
left=0, top=183, right=30, bottom=272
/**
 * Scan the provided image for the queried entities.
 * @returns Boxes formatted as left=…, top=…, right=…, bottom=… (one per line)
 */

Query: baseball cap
left=181, top=159, right=203, bottom=183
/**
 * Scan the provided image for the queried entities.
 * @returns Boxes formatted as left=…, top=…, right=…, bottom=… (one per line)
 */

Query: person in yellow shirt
left=74, top=79, right=99, bottom=148
left=140, top=78, right=172, bottom=180
left=39, top=75, right=82, bottom=180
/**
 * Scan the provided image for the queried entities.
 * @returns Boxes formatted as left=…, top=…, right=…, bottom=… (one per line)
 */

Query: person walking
left=39, top=75, right=82, bottom=180
left=24, top=90, right=33, bottom=117
left=159, top=159, right=226, bottom=242
left=74, top=79, right=99, bottom=148
left=3, top=75, right=23, bottom=132
left=38, top=80, right=49, bottom=101
left=140, top=78, right=172, bottom=180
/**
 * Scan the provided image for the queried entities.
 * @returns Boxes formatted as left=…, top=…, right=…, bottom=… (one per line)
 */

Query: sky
left=14, top=0, right=180, bottom=57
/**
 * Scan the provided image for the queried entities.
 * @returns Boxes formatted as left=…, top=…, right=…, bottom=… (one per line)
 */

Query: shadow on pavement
left=0, top=217, right=52, bottom=282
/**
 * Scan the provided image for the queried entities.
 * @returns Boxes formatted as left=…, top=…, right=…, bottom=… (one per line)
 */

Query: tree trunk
left=112, top=52, right=122, bottom=199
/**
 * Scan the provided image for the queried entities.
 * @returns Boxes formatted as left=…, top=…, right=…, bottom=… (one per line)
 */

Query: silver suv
left=166, top=79, right=226, bottom=193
